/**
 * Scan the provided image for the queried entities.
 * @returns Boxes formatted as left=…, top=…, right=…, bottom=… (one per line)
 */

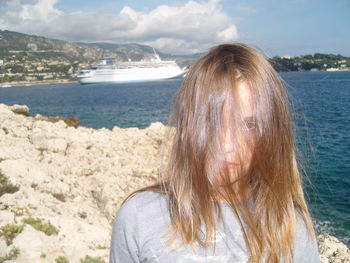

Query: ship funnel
left=152, top=47, right=162, bottom=62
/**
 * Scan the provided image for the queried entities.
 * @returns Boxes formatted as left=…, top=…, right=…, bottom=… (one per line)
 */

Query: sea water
left=0, top=71, right=349, bottom=245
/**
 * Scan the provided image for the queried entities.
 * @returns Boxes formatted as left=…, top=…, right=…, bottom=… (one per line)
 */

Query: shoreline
left=2, top=70, right=350, bottom=88
left=1, top=79, right=78, bottom=87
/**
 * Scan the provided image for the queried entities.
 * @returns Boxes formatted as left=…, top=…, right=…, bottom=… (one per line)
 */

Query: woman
left=110, top=44, right=320, bottom=262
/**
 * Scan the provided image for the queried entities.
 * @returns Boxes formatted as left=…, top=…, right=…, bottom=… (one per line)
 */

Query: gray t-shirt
left=110, top=191, right=320, bottom=263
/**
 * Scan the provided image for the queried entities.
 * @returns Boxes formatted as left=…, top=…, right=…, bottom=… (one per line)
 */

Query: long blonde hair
left=132, top=44, right=314, bottom=262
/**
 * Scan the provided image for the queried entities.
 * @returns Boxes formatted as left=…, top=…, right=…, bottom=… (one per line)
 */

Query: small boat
left=77, top=49, right=185, bottom=84
left=1, top=84, right=12, bottom=88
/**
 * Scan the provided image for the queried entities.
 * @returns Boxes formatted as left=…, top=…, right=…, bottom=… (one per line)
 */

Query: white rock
left=12, top=225, right=61, bottom=263
left=0, top=159, right=47, bottom=187
left=8, top=104, right=29, bottom=116
left=318, top=234, right=350, bottom=263
left=0, top=239, right=9, bottom=259
left=0, top=210, right=15, bottom=226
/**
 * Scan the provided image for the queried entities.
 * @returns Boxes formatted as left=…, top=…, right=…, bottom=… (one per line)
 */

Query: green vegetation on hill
left=269, top=53, right=350, bottom=72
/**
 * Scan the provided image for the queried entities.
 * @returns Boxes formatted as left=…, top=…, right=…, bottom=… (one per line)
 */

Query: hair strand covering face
left=128, top=43, right=315, bottom=263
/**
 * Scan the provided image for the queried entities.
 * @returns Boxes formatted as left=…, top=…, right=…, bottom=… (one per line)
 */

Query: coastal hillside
left=0, top=30, right=197, bottom=84
left=0, top=104, right=349, bottom=262
left=269, top=53, right=350, bottom=72
left=0, top=30, right=195, bottom=63
left=1, top=30, right=350, bottom=85
left=0, top=30, right=103, bottom=61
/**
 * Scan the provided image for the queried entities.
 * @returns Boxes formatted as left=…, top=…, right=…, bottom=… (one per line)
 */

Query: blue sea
left=0, top=71, right=349, bottom=246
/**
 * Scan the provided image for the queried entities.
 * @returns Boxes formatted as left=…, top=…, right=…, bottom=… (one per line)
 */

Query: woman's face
left=222, top=81, right=255, bottom=176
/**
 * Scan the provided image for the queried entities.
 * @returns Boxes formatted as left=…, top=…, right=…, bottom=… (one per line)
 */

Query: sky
left=0, top=0, right=349, bottom=57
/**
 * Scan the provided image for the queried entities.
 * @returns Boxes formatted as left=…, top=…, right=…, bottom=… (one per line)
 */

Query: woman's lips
left=225, top=161, right=239, bottom=169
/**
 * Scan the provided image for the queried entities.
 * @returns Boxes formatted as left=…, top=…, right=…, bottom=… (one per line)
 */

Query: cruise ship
left=77, top=50, right=184, bottom=84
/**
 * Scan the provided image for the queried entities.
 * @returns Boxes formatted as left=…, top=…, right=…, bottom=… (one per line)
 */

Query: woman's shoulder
left=111, top=191, right=168, bottom=263
left=124, top=190, right=166, bottom=206
left=293, top=215, right=320, bottom=262
left=117, top=191, right=168, bottom=219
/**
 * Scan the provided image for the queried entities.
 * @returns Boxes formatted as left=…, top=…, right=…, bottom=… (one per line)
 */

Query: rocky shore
left=0, top=104, right=349, bottom=263
left=1, top=79, right=76, bottom=88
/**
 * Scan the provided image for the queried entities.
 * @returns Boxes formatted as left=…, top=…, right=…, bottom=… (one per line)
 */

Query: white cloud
left=217, top=25, right=237, bottom=42
left=20, top=0, right=62, bottom=21
left=0, top=0, right=238, bottom=54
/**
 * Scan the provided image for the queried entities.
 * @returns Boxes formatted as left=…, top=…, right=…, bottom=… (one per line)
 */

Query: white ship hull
left=77, top=63, right=184, bottom=84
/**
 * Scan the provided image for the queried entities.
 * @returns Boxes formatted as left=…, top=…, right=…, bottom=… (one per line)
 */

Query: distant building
left=280, top=55, right=291, bottom=59
left=27, top=43, right=38, bottom=51
left=326, top=68, right=339, bottom=71
left=25, top=76, right=38, bottom=81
